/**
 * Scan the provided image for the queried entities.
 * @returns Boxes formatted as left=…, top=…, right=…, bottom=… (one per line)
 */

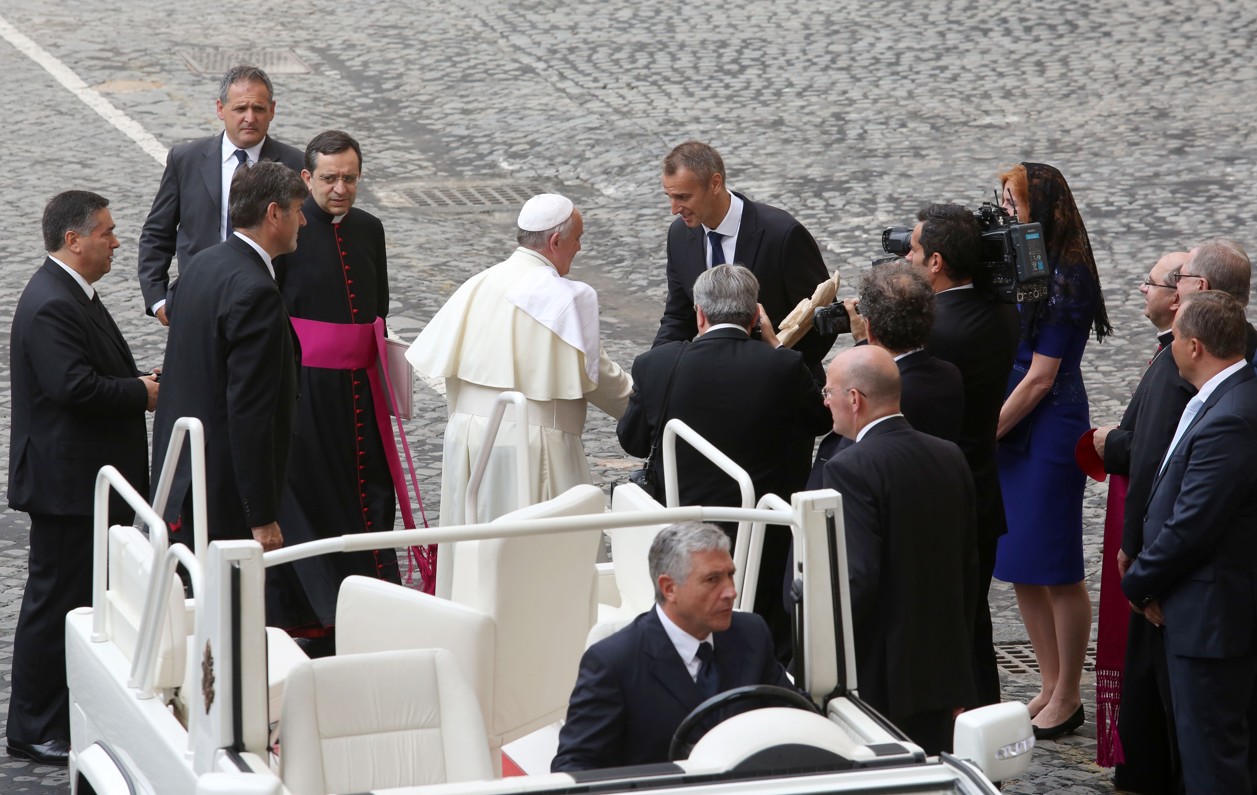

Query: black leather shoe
left=1032, top=705, right=1085, bottom=741
left=7, top=738, right=70, bottom=766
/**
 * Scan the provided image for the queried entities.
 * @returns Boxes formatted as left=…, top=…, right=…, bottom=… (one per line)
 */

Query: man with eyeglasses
left=261, top=130, right=404, bottom=646
left=1092, top=251, right=1191, bottom=793
left=138, top=65, right=304, bottom=325
left=1170, top=239, right=1257, bottom=364
left=821, top=344, right=976, bottom=754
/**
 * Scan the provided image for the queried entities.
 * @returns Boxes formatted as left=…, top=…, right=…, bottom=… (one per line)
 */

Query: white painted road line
left=0, top=14, right=167, bottom=166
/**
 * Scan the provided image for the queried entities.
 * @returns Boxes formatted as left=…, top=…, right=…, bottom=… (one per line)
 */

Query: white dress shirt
left=703, top=191, right=744, bottom=269
left=655, top=604, right=713, bottom=682
left=232, top=232, right=276, bottom=281
left=47, top=254, right=95, bottom=299
left=220, top=135, right=266, bottom=240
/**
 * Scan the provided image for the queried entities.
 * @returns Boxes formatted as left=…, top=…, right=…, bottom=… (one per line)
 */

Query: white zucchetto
left=517, top=193, right=574, bottom=231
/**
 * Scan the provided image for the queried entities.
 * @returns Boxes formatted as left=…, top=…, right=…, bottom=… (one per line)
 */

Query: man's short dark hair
left=859, top=262, right=936, bottom=353
left=648, top=522, right=731, bottom=603
left=918, top=204, right=982, bottom=283
left=1177, top=290, right=1247, bottom=360
left=694, top=264, right=758, bottom=328
left=218, top=65, right=275, bottom=104
left=228, top=161, right=308, bottom=230
left=304, top=129, right=363, bottom=173
left=662, top=141, right=725, bottom=184
left=43, top=190, right=109, bottom=252
left=1190, top=239, right=1251, bottom=306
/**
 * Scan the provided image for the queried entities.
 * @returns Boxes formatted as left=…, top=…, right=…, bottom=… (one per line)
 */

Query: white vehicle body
left=67, top=404, right=1034, bottom=795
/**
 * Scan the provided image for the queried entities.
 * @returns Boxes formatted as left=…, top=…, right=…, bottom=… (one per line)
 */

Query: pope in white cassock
left=407, top=193, right=632, bottom=529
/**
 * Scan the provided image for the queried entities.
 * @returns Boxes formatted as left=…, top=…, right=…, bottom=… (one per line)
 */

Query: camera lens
left=881, top=226, right=912, bottom=255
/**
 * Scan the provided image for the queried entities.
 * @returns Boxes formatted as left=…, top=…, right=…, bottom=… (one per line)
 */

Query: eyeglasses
left=821, top=386, right=867, bottom=400
left=316, top=174, right=360, bottom=187
left=1171, top=271, right=1205, bottom=286
left=1141, top=279, right=1177, bottom=290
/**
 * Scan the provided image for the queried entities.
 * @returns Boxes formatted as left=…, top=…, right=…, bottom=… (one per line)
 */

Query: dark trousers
left=6, top=514, right=94, bottom=744
left=970, top=532, right=1001, bottom=706
left=897, top=708, right=955, bottom=756
left=1115, top=617, right=1180, bottom=794
left=1164, top=646, right=1257, bottom=793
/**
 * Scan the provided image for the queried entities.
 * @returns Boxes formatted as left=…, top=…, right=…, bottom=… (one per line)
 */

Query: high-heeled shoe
left=1032, top=705, right=1084, bottom=740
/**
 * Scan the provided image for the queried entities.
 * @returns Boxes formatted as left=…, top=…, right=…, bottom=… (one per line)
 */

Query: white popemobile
left=66, top=395, right=1034, bottom=795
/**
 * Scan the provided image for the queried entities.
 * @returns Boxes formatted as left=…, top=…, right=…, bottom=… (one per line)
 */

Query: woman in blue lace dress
left=994, top=163, right=1112, bottom=739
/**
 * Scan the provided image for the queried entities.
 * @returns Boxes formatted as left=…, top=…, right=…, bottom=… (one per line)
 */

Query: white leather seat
left=280, top=648, right=492, bottom=795
left=586, top=483, right=668, bottom=647
left=336, top=484, right=604, bottom=772
left=104, top=525, right=186, bottom=692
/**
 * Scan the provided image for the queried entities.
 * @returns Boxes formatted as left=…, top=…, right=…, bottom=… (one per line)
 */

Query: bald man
left=1093, top=252, right=1192, bottom=792
left=821, top=346, right=977, bottom=754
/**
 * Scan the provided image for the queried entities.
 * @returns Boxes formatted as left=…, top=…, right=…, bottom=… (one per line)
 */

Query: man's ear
left=658, top=574, right=676, bottom=603
left=927, top=252, right=944, bottom=274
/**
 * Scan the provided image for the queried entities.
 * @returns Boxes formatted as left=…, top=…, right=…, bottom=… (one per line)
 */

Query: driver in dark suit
left=552, top=522, right=794, bottom=772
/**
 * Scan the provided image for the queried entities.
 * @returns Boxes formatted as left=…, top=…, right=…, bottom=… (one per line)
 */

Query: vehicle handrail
left=92, top=465, right=171, bottom=643
left=661, top=419, right=756, bottom=602
left=149, top=417, right=209, bottom=561
left=264, top=504, right=793, bottom=568
left=130, top=543, right=202, bottom=700
left=464, top=391, right=530, bottom=525
left=739, top=492, right=792, bottom=611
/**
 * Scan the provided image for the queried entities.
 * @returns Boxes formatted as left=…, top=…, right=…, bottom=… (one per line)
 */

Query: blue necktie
left=695, top=641, right=719, bottom=700
left=708, top=231, right=726, bottom=268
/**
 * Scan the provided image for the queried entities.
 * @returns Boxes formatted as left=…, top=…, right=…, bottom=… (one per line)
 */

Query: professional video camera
left=882, top=198, right=1049, bottom=303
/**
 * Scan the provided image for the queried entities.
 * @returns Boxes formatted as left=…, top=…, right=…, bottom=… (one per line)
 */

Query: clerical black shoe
left=6, top=738, right=70, bottom=766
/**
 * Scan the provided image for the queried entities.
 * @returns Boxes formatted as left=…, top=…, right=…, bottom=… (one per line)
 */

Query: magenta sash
left=290, top=316, right=435, bottom=589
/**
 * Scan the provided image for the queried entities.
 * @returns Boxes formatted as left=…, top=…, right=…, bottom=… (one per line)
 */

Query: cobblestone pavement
left=2, top=0, right=1257, bottom=790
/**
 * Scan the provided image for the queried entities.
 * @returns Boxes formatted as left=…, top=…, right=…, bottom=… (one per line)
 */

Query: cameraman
left=807, top=262, right=964, bottom=483
left=907, top=203, right=1019, bottom=708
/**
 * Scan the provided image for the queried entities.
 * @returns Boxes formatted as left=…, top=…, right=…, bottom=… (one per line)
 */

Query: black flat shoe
left=1033, top=705, right=1085, bottom=741
left=6, top=738, right=70, bottom=766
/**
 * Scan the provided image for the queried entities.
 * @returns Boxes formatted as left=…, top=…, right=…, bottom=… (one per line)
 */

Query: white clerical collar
left=704, top=191, right=743, bottom=239
left=221, top=134, right=265, bottom=165
left=232, top=232, right=276, bottom=280
left=656, top=603, right=712, bottom=667
left=1195, top=359, right=1247, bottom=404
left=937, top=283, right=975, bottom=294
left=892, top=348, right=923, bottom=362
left=47, top=254, right=94, bottom=299
left=855, top=412, right=904, bottom=442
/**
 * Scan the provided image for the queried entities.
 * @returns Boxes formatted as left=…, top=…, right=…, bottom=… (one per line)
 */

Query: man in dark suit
left=619, top=265, right=832, bottom=659
left=655, top=141, right=835, bottom=376
left=552, top=521, right=794, bottom=771
left=807, top=261, right=963, bottom=487
left=6, top=191, right=159, bottom=765
left=1168, top=237, right=1257, bottom=360
left=822, top=345, right=977, bottom=754
left=151, top=162, right=307, bottom=552
left=908, top=203, right=1019, bottom=707
left=1092, top=251, right=1191, bottom=793
left=1122, top=290, right=1257, bottom=793
left=138, top=65, right=304, bottom=324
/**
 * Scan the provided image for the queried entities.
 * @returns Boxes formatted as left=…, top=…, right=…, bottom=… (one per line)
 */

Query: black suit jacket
left=1102, top=333, right=1196, bottom=558
left=653, top=193, right=836, bottom=370
left=823, top=417, right=977, bottom=721
left=138, top=133, right=304, bottom=313
left=551, top=608, right=792, bottom=771
left=1122, top=367, right=1257, bottom=659
left=925, top=287, right=1019, bottom=542
left=151, top=236, right=299, bottom=538
left=7, top=260, right=149, bottom=519
left=619, top=328, right=832, bottom=508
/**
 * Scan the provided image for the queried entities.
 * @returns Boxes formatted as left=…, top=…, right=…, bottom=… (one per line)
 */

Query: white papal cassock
left=407, top=247, right=632, bottom=527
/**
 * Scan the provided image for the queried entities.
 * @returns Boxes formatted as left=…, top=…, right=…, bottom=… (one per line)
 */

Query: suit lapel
left=1146, top=367, right=1252, bottom=506
left=681, top=226, right=705, bottom=293
left=732, top=194, right=762, bottom=269
left=199, top=133, right=224, bottom=233
left=43, top=259, right=136, bottom=369
left=643, top=611, right=702, bottom=711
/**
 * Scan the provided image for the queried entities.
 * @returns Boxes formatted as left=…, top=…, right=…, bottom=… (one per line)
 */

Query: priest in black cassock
left=268, top=130, right=403, bottom=642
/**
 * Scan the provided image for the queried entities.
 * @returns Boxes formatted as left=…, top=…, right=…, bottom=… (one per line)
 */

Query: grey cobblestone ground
left=2, top=0, right=1256, bottom=790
